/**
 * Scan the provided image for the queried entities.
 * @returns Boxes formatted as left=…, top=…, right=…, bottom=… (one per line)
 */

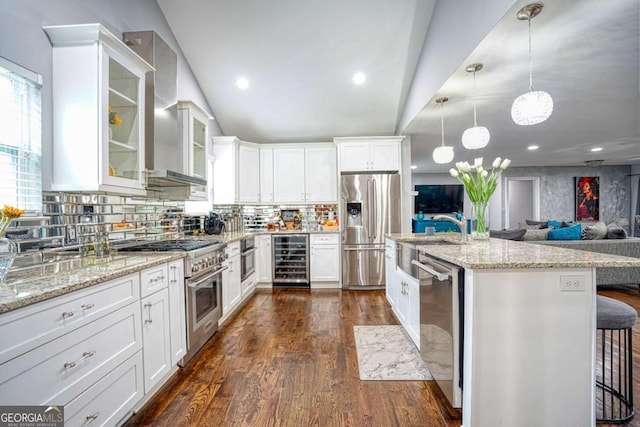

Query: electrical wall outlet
left=560, top=275, right=586, bottom=292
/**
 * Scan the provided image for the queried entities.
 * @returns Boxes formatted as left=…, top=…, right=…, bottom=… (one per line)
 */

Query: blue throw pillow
left=548, top=223, right=582, bottom=240
left=548, top=220, right=573, bottom=228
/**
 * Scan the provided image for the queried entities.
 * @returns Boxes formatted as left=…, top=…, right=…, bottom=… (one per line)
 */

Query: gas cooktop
left=118, top=239, right=223, bottom=252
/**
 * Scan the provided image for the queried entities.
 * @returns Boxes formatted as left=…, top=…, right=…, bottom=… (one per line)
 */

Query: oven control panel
left=190, top=251, right=228, bottom=275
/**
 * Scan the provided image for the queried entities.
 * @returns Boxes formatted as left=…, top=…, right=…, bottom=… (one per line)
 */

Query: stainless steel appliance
left=117, top=239, right=227, bottom=366
left=272, top=234, right=309, bottom=287
left=414, top=251, right=464, bottom=409
left=240, top=236, right=256, bottom=281
left=341, top=173, right=401, bottom=288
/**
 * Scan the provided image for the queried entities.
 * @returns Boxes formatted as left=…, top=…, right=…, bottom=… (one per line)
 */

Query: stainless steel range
left=118, top=239, right=227, bottom=366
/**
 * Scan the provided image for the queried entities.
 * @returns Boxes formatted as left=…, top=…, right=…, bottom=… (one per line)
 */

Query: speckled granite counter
left=0, top=253, right=185, bottom=314
left=415, top=238, right=640, bottom=269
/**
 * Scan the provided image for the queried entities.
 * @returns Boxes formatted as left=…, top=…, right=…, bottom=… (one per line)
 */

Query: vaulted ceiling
left=157, top=0, right=640, bottom=172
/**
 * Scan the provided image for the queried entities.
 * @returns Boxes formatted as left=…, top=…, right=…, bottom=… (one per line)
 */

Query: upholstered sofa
left=530, top=238, right=640, bottom=286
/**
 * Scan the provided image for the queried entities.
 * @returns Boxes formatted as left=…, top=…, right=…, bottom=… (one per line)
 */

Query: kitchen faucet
left=433, top=214, right=468, bottom=242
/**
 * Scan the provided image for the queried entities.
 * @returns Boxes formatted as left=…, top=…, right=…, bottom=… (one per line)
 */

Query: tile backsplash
left=8, top=192, right=185, bottom=253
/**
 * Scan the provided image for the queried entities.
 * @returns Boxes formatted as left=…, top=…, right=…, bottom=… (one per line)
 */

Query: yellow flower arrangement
left=109, top=106, right=122, bottom=126
left=0, top=205, right=25, bottom=235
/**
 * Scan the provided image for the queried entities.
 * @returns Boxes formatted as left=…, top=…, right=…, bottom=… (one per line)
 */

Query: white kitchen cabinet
left=221, top=242, right=242, bottom=322
left=65, top=351, right=144, bottom=427
left=384, top=239, right=397, bottom=308
left=212, top=137, right=260, bottom=204
left=272, top=144, right=338, bottom=203
left=305, top=146, right=338, bottom=202
left=0, top=302, right=142, bottom=406
left=238, top=144, right=261, bottom=202
left=256, top=234, right=273, bottom=284
left=310, top=233, right=340, bottom=285
left=259, top=147, right=274, bottom=203
left=177, top=100, right=212, bottom=200
left=241, top=271, right=257, bottom=299
left=334, top=136, right=402, bottom=172
left=273, top=147, right=306, bottom=203
left=141, top=287, right=171, bottom=394
left=43, top=24, right=153, bottom=196
left=395, top=268, right=419, bottom=348
left=167, top=260, right=186, bottom=367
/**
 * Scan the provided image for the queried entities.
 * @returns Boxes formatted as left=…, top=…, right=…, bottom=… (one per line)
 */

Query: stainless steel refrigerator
left=341, top=173, right=401, bottom=288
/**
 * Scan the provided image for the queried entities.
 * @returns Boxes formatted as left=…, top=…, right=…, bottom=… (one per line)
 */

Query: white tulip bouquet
left=449, top=157, right=510, bottom=237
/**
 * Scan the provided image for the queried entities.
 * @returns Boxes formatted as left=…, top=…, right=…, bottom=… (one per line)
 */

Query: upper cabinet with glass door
left=177, top=101, right=212, bottom=200
left=43, top=24, right=153, bottom=196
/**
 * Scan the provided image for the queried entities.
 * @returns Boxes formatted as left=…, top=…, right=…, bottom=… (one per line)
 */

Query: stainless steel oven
left=116, top=239, right=227, bottom=367
left=240, top=237, right=256, bottom=281
left=184, top=263, right=225, bottom=364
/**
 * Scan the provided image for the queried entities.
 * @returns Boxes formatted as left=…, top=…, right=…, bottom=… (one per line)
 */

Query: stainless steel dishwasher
left=414, top=252, right=464, bottom=409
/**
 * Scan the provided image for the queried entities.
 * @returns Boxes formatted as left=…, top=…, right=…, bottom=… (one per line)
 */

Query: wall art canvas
left=575, top=176, right=599, bottom=221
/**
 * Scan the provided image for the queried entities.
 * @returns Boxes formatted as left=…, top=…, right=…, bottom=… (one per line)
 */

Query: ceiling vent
left=585, top=160, right=604, bottom=167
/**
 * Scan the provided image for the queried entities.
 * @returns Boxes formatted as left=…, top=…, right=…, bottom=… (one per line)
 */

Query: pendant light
left=462, top=63, right=490, bottom=149
left=432, top=97, right=454, bottom=164
left=511, top=3, right=553, bottom=126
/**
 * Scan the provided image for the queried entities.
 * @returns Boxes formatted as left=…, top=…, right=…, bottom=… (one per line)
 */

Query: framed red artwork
left=575, top=176, right=599, bottom=221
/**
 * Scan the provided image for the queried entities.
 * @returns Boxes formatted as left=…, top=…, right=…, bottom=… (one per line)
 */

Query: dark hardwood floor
left=124, top=289, right=460, bottom=427
left=124, top=286, right=640, bottom=427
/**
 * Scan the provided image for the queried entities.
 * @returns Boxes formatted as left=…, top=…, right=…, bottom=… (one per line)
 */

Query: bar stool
left=596, top=295, right=637, bottom=423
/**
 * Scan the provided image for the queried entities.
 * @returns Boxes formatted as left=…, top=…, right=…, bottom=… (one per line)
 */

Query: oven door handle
left=241, top=247, right=257, bottom=256
left=187, top=265, right=228, bottom=288
left=411, top=259, right=450, bottom=281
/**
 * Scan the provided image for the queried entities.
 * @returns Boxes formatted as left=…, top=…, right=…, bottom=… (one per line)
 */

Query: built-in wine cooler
left=272, top=234, right=309, bottom=287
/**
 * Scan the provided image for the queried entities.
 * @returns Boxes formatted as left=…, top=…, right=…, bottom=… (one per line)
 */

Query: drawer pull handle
left=62, top=311, right=75, bottom=318
left=86, top=412, right=100, bottom=423
left=81, top=303, right=94, bottom=310
left=63, top=350, right=96, bottom=370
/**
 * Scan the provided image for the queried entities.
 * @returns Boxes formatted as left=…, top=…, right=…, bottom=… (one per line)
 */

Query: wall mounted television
left=414, top=184, right=464, bottom=214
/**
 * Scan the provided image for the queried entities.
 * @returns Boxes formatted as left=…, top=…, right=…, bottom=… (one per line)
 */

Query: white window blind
left=0, top=57, right=42, bottom=213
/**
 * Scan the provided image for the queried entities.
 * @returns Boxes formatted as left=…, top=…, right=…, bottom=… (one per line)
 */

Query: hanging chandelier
left=432, top=97, right=454, bottom=164
left=511, top=3, right=553, bottom=126
left=462, top=63, right=490, bottom=149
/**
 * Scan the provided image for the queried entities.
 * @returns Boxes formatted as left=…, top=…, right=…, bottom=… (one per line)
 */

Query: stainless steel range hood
left=123, top=30, right=204, bottom=193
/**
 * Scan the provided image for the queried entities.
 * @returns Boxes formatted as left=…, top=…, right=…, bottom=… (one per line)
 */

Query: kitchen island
left=387, top=234, right=640, bottom=427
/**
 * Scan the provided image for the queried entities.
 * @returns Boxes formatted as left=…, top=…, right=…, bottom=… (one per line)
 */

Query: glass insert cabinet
left=43, top=23, right=153, bottom=196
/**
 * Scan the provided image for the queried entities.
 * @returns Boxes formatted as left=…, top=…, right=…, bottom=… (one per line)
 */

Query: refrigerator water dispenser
left=346, top=202, right=362, bottom=227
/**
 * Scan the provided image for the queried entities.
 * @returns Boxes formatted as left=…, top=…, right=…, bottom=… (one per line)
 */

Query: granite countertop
left=0, top=253, right=185, bottom=314
left=413, top=238, right=640, bottom=270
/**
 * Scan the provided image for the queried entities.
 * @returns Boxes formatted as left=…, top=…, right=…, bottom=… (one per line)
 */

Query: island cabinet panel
left=0, top=302, right=142, bottom=405
left=0, top=273, right=140, bottom=365
left=462, top=267, right=595, bottom=427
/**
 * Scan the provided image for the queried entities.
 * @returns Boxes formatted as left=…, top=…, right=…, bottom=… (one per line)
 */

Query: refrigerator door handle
left=371, top=178, right=377, bottom=239
left=343, top=247, right=385, bottom=251
left=366, top=179, right=372, bottom=239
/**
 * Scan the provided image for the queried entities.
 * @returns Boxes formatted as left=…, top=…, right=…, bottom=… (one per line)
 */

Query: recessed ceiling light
left=410, top=165, right=417, bottom=170
left=591, top=147, right=603, bottom=152
left=527, top=145, right=539, bottom=150
left=352, top=72, right=366, bottom=85
left=236, top=77, right=249, bottom=90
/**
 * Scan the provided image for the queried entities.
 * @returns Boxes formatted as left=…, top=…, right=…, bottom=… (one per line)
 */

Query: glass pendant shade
left=433, top=145, right=454, bottom=164
left=462, top=126, right=490, bottom=149
left=512, top=4, right=552, bottom=126
left=432, top=96, right=453, bottom=165
left=511, top=90, right=553, bottom=125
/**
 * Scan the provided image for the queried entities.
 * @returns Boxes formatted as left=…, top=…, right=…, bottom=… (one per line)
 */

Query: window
left=0, top=57, right=42, bottom=214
